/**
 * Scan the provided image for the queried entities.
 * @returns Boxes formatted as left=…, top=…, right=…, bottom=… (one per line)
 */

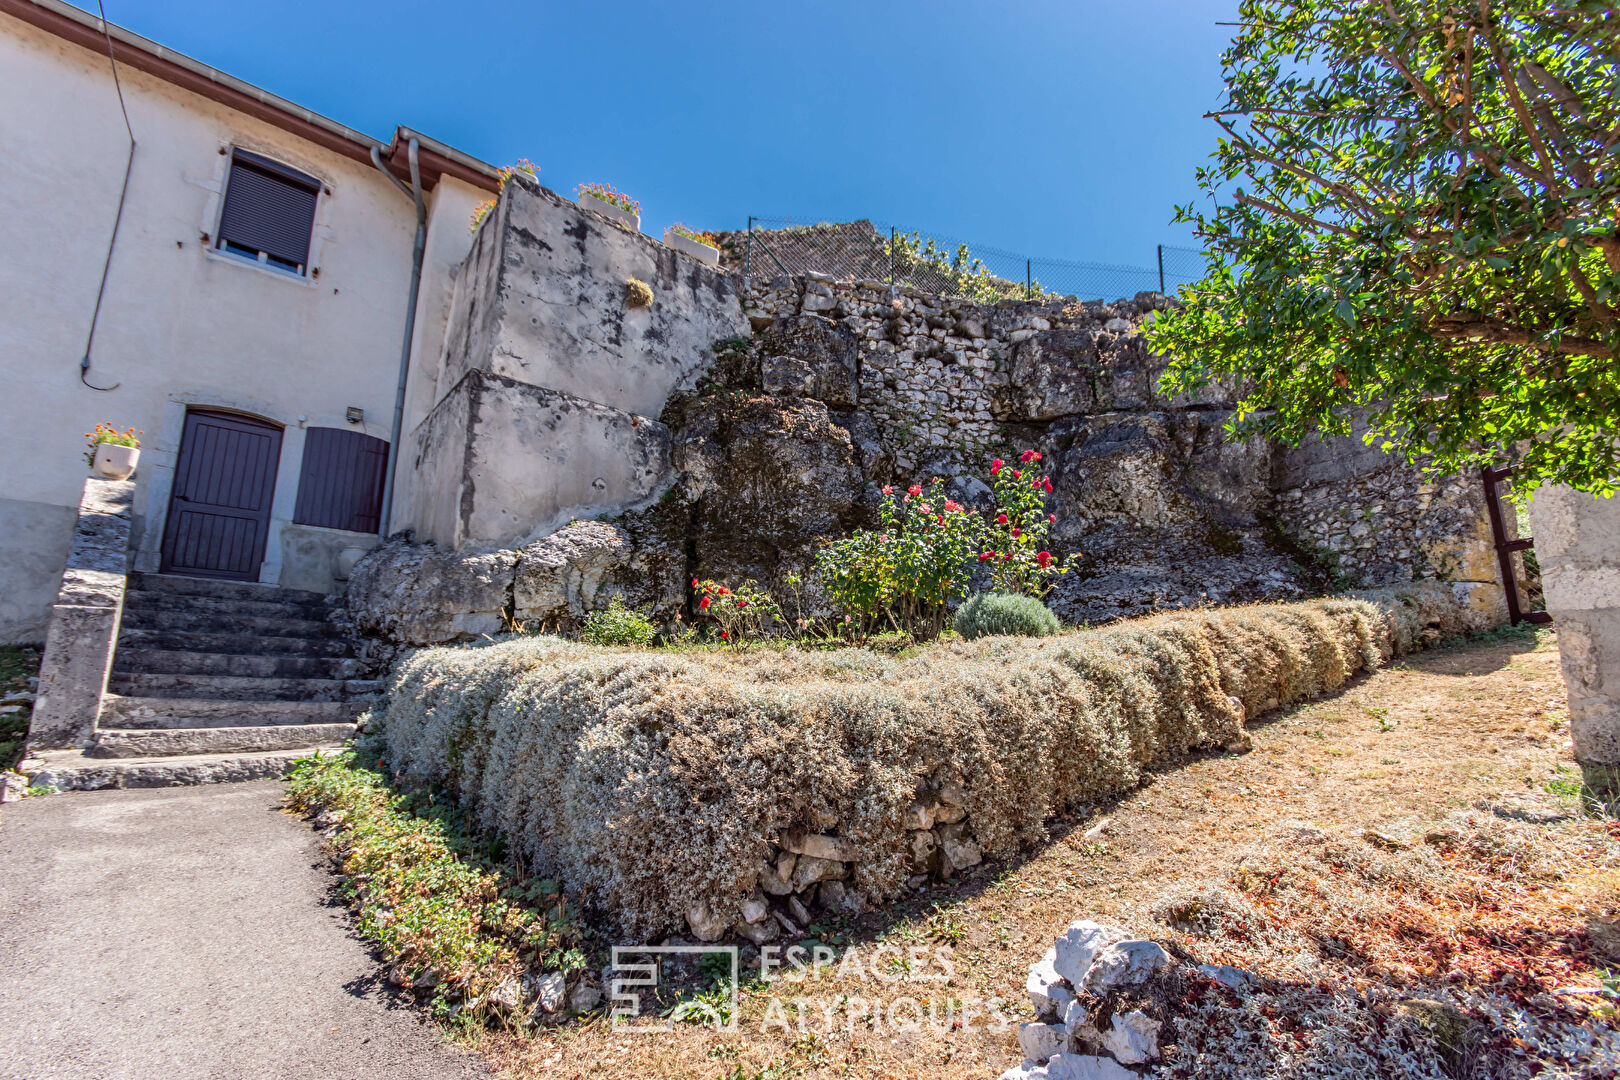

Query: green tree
left=1150, top=0, right=1620, bottom=496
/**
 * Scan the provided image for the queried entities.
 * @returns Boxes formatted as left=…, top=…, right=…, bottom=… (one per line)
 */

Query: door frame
left=158, top=407, right=284, bottom=581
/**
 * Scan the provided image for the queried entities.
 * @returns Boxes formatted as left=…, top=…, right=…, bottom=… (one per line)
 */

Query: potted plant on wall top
left=85, top=423, right=141, bottom=480
left=577, top=183, right=640, bottom=232
left=663, top=223, right=721, bottom=267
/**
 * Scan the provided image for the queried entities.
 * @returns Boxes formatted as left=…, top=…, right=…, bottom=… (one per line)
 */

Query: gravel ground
left=0, top=780, right=491, bottom=1080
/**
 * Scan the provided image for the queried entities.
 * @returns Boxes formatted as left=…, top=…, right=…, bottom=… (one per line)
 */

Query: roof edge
left=1, top=0, right=501, bottom=192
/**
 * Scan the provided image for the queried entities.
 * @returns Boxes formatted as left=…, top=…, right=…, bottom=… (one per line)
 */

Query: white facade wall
left=0, top=11, right=485, bottom=641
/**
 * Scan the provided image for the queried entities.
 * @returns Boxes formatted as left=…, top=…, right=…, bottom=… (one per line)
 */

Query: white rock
left=1197, top=963, right=1255, bottom=992
left=568, top=979, right=602, bottom=1013
left=1062, top=998, right=1098, bottom=1044
left=786, top=894, right=812, bottom=925
left=1082, top=940, right=1170, bottom=993
left=904, top=799, right=934, bottom=830
left=791, top=855, right=848, bottom=888
left=759, top=858, right=794, bottom=896
left=941, top=835, right=982, bottom=871
left=488, top=976, right=525, bottom=1011
left=529, top=970, right=566, bottom=1015
left=1026, top=947, right=1072, bottom=1019
left=1018, top=1021, right=1068, bottom=1063
left=1100, top=1010, right=1161, bottom=1064
left=741, top=897, right=769, bottom=924
left=687, top=900, right=727, bottom=942
left=779, top=828, right=856, bottom=863
left=1052, top=921, right=1123, bottom=985
left=1045, top=1053, right=1137, bottom=1080
left=997, top=1061, right=1049, bottom=1080
left=1103, top=318, right=1132, bottom=333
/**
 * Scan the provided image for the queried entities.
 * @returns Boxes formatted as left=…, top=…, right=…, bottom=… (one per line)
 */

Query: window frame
left=213, top=148, right=323, bottom=278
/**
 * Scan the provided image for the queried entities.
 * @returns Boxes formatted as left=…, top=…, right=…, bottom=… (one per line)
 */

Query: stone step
left=115, top=627, right=356, bottom=658
left=118, top=607, right=338, bottom=639
left=128, top=572, right=334, bottom=607
left=88, top=722, right=359, bottom=759
left=121, top=591, right=336, bottom=622
left=100, top=695, right=368, bottom=729
left=24, top=746, right=341, bottom=791
left=106, top=672, right=377, bottom=702
left=111, top=648, right=368, bottom=681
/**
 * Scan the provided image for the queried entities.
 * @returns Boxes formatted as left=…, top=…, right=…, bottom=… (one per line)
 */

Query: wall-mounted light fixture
left=346, top=407, right=364, bottom=425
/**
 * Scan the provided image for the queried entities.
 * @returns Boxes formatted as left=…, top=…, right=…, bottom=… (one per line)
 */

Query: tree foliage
left=1150, top=0, right=1620, bottom=495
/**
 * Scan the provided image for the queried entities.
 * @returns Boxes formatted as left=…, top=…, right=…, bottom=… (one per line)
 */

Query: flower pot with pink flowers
left=84, top=422, right=142, bottom=480
left=576, top=183, right=640, bottom=232
left=663, top=223, right=721, bottom=267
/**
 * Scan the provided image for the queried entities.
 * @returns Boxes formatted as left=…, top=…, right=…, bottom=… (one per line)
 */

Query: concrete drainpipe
left=1528, top=484, right=1620, bottom=800
left=370, top=138, right=425, bottom=540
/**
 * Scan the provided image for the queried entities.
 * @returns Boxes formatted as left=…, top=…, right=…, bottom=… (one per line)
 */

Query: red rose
left=882, top=485, right=893, bottom=495
left=991, top=458, right=1003, bottom=474
left=1000, top=553, right=1010, bottom=562
left=996, top=513, right=1009, bottom=525
left=1013, top=470, right=1021, bottom=479
left=907, top=484, right=922, bottom=497
left=1044, top=478, right=1054, bottom=493
left=699, top=596, right=711, bottom=610
left=720, top=630, right=729, bottom=639
left=737, top=598, right=748, bottom=608
left=1048, top=514, right=1056, bottom=522
left=1037, top=551, right=1052, bottom=567
left=1012, top=528, right=1022, bottom=538
left=944, top=500, right=961, bottom=513
left=979, top=552, right=994, bottom=562
left=1020, top=449, right=1035, bottom=463
left=691, top=578, right=699, bottom=587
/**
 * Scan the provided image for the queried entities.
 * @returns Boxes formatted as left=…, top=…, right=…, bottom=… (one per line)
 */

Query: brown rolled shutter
left=293, top=428, right=389, bottom=533
left=218, top=150, right=319, bottom=267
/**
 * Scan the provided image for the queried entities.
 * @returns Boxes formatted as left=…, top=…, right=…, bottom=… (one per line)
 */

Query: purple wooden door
left=160, top=410, right=282, bottom=580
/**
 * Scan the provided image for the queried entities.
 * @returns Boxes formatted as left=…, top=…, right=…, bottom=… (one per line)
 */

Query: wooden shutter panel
left=293, top=428, right=389, bottom=533
left=218, top=151, right=319, bottom=267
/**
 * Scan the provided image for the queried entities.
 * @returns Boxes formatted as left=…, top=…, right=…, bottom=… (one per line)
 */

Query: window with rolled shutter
left=216, top=149, right=320, bottom=275
left=293, top=428, right=389, bottom=533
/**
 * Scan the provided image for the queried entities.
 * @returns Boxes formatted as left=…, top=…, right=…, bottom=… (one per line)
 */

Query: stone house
left=0, top=0, right=499, bottom=644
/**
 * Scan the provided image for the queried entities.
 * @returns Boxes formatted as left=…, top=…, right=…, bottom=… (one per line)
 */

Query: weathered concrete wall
left=0, top=496, right=77, bottom=644
left=405, top=370, right=672, bottom=549
left=435, top=175, right=748, bottom=418
left=395, top=176, right=743, bottom=549
left=1529, top=485, right=1620, bottom=785
left=28, top=478, right=132, bottom=750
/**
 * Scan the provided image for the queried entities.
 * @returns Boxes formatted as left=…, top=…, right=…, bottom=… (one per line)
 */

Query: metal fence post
left=1157, top=245, right=1165, bottom=294
left=1026, top=259, right=1032, bottom=300
left=889, top=227, right=896, bottom=288
left=745, top=216, right=754, bottom=282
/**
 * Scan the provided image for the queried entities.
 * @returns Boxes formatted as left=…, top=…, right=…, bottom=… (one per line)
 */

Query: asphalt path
left=0, top=781, right=492, bottom=1080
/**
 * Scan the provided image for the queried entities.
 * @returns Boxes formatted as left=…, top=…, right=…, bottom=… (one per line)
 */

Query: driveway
left=0, top=781, right=492, bottom=1080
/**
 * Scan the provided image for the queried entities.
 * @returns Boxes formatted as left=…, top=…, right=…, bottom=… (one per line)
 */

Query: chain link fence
left=712, top=217, right=1204, bottom=302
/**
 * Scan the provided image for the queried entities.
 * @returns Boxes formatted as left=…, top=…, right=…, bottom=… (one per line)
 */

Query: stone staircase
left=34, top=573, right=378, bottom=789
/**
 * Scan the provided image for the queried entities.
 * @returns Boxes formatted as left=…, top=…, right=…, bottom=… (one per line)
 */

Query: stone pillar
left=1528, top=485, right=1620, bottom=795
left=27, top=479, right=134, bottom=751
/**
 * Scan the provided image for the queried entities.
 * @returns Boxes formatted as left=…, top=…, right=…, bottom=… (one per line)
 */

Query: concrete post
left=26, top=478, right=134, bottom=751
left=1528, top=485, right=1620, bottom=795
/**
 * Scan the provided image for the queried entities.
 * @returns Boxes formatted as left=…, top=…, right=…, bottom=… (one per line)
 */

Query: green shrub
left=374, top=582, right=1489, bottom=939
left=578, top=597, right=656, bottom=647
left=954, top=592, right=1062, bottom=640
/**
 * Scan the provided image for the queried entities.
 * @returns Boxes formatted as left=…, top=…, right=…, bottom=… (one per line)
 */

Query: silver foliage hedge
left=374, top=583, right=1491, bottom=937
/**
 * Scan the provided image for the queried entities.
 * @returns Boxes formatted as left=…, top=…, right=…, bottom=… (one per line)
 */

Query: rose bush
left=692, top=578, right=782, bottom=643
left=979, top=449, right=1079, bottom=597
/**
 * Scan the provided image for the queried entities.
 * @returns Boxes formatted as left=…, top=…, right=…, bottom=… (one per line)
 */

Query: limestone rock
left=346, top=540, right=517, bottom=645
left=1081, top=940, right=1169, bottom=993
left=1026, top=947, right=1073, bottom=1019
left=686, top=900, right=727, bottom=942
left=760, top=855, right=795, bottom=896
left=1197, top=963, right=1255, bottom=993
left=741, top=897, right=769, bottom=924
left=997, top=1061, right=1050, bottom=1080
left=1005, top=329, right=1099, bottom=420
left=1018, top=1021, right=1068, bottom=1063
left=941, top=834, right=982, bottom=872
left=1052, top=921, right=1123, bottom=986
left=511, top=521, right=632, bottom=625
left=756, top=314, right=859, bottom=408
left=779, top=828, right=856, bottom=863
left=1100, top=1010, right=1161, bottom=1064
left=734, top=917, right=779, bottom=945
left=1062, top=998, right=1096, bottom=1042
left=791, top=855, right=848, bottom=889
left=1045, top=1053, right=1137, bottom=1080
left=528, top=971, right=567, bottom=1015
left=569, top=980, right=603, bottom=1013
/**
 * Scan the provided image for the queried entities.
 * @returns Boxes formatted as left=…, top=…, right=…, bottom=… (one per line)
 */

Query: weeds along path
left=475, top=627, right=1614, bottom=1080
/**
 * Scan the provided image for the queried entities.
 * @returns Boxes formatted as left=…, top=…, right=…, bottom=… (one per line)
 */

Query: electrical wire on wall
left=81, top=0, right=135, bottom=392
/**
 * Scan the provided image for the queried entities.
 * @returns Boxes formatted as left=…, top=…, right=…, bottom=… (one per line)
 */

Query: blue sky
left=85, top=0, right=1239, bottom=270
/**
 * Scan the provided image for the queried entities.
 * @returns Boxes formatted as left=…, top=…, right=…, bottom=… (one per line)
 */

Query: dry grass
left=460, top=626, right=1617, bottom=1080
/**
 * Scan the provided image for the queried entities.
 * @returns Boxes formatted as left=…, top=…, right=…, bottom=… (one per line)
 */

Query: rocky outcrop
left=348, top=522, right=634, bottom=646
